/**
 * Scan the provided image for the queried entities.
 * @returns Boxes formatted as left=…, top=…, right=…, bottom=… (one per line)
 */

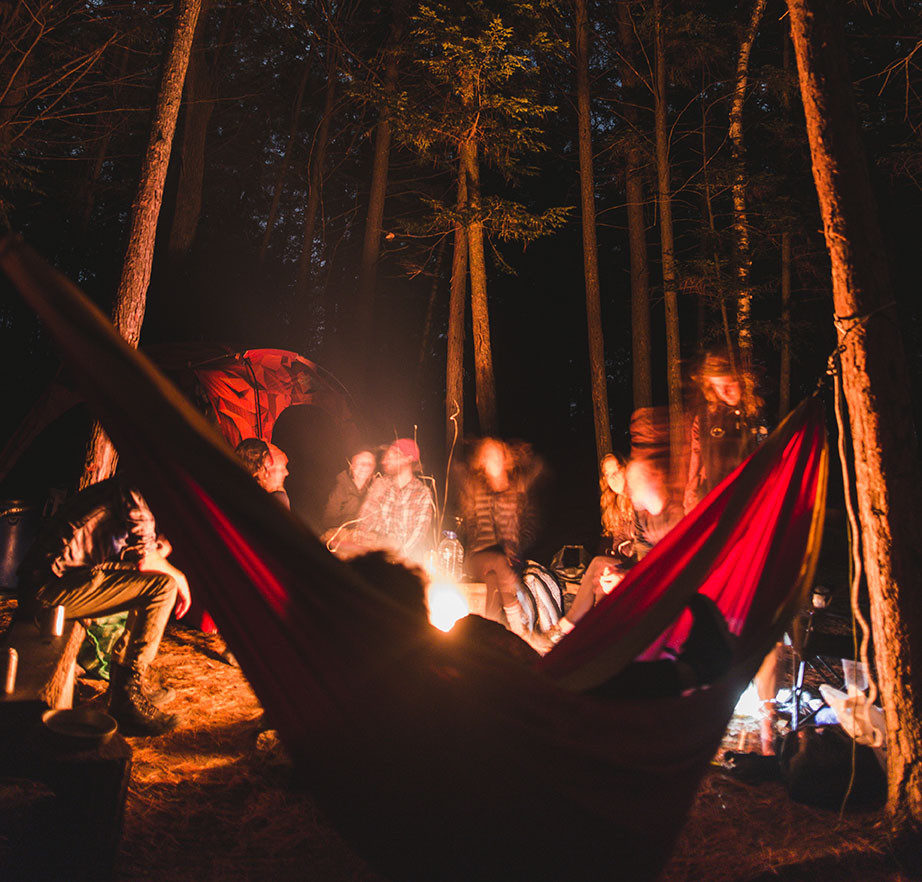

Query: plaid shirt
left=355, top=475, right=434, bottom=558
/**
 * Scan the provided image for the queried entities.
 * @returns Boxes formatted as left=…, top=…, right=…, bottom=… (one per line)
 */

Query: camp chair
left=1, top=238, right=827, bottom=882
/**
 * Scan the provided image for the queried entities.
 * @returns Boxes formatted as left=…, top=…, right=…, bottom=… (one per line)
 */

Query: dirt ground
left=2, top=597, right=915, bottom=881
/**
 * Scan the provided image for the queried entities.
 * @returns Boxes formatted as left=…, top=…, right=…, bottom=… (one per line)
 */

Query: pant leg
left=566, top=556, right=610, bottom=625
left=468, top=548, right=519, bottom=624
left=35, top=563, right=177, bottom=668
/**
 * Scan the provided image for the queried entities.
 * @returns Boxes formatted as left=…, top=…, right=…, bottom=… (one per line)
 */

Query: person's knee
left=143, top=573, right=178, bottom=604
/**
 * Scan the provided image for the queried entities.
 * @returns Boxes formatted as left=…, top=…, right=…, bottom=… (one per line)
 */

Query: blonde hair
left=692, top=351, right=763, bottom=419
left=599, top=453, right=633, bottom=539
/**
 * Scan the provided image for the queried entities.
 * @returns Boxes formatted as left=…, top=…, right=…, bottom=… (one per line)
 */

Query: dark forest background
left=2, top=0, right=921, bottom=552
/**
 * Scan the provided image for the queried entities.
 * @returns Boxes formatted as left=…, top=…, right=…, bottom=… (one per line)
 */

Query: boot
left=108, top=662, right=179, bottom=736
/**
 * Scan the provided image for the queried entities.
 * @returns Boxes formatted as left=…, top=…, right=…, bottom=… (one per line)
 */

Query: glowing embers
left=427, top=580, right=469, bottom=632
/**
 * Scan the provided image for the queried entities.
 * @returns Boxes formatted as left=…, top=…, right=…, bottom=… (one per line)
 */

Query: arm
left=137, top=550, right=192, bottom=618
left=402, top=483, right=435, bottom=554
left=683, top=415, right=703, bottom=515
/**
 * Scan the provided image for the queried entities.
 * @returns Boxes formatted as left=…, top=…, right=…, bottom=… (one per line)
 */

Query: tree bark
left=462, top=133, right=497, bottom=435
left=80, top=46, right=131, bottom=233
left=701, top=90, right=737, bottom=372
left=778, top=29, right=793, bottom=420
left=653, top=0, right=683, bottom=471
left=166, top=0, right=218, bottom=264
left=729, top=0, right=767, bottom=364
left=259, top=49, right=313, bottom=263
left=294, top=43, right=338, bottom=298
left=446, top=156, right=468, bottom=452
left=779, top=231, right=792, bottom=417
left=575, top=0, right=612, bottom=461
left=416, top=237, right=446, bottom=389
left=81, top=0, right=202, bottom=489
left=354, top=0, right=405, bottom=376
left=787, top=0, right=922, bottom=847
left=616, top=0, right=652, bottom=411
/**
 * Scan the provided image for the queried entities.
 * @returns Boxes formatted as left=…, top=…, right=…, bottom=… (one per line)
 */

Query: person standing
left=684, top=352, right=767, bottom=514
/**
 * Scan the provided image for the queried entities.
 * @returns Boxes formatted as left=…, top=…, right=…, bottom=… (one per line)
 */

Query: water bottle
left=436, top=530, right=464, bottom=581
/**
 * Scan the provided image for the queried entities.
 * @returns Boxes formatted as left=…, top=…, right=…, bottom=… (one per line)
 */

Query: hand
left=139, top=551, right=191, bottom=619
left=173, top=571, right=192, bottom=619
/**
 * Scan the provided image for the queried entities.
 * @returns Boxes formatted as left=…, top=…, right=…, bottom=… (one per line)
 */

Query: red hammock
left=1, top=238, right=827, bottom=882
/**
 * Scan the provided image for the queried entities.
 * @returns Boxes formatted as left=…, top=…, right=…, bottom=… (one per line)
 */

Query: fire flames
left=426, top=580, right=469, bottom=632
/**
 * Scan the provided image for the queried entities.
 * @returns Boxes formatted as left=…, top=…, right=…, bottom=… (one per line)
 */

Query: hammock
left=0, top=238, right=827, bottom=882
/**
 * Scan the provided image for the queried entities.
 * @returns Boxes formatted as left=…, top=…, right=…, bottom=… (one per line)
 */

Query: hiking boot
left=108, top=662, right=179, bottom=736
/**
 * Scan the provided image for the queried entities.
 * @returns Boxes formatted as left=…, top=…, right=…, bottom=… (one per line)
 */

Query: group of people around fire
left=13, top=349, right=769, bottom=738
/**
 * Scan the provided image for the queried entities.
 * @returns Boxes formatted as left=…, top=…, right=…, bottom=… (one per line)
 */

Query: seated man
left=234, top=437, right=290, bottom=508
left=349, top=439, right=434, bottom=565
left=17, top=476, right=190, bottom=735
left=265, top=443, right=291, bottom=509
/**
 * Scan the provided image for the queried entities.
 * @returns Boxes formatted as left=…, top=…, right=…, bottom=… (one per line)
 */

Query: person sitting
left=16, top=476, right=190, bottom=735
left=350, top=439, right=434, bottom=565
left=549, top=557, right=632, bottom=642
left=347, top=553, right=733, bottom=697
left=234, top=438, right=272, bottom=485
left=598, top=453, right=634, bottom=559
left=265, top=443, right=291, bottom=509
left=458, top=438, right=545, bottom=647
left=625, top=456, right=684, bottom=560
left=347, top=551, right=540, bottom=666
left=322, top=448, right=377, bottom=534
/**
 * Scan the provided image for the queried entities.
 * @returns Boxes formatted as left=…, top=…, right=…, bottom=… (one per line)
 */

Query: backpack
left=518, top=561, right=564, bottom=633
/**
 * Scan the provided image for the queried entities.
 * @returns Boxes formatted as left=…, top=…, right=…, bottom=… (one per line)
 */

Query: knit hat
left=390, top=438, right=420, bottom=461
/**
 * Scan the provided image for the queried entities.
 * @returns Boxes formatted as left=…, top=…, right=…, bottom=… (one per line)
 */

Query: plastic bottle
left=436, top=530, right=465, bottom=581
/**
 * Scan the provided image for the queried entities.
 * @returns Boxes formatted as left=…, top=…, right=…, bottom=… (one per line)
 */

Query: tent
left=0, top=344, right=356, bottom=485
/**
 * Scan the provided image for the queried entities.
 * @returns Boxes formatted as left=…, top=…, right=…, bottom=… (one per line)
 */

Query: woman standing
left=684, top=352, right=766, bottom=514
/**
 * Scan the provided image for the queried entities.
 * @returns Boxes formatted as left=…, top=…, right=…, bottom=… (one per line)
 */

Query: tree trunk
left=80, top=0, right=202, bottom=489
left=779, top=232, right=792, bottom=418
left=462, top=134, right=497, bottom=435
left=294, top=44, right=338, bottom=298
left=80, top=47, right=131, bottom=233
left=730, top=0, right=767, bottom=364
left=574, top=0, right=612, bottom=461
left=787, top=0, right=922, bottom=848
left=446, top=156, right=468, bottom=452
left=354, top=0, right=405, bottom=377
left=778, top=30, right=793, bottom=420
left=258, top=49, right=313, bottom=262
left=701, top=89, right=738, bottom=372
left=416, top=237, right=446, bottom=390
left=166, top=0, right=218, bottom=264
left=653, top=0, right=683, bottom=472
left=616, top=0, right=653, bottom=411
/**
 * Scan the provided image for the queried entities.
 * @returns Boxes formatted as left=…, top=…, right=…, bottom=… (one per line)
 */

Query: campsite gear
left=436, top=531, right=464, bottom=581
left=549, top=544, right=589, bottom=590
left=520, top=561, right=563, bottom=632
left=780, top=724, right=886, bottom=810
left=4, top=647, right=17, bottom=693
left=46, top=605, right=65, bottom=638
left=42, top=707, right=118, bottom=747
left=77, top=612, right=129, bottom=681
left=841, top=659, right=869, bottom=694
left=0, top=500, right=41, bottom=591
left=107, top=662, right=178, bottom=736
left=1, top=237, right=828, bottom=882
left=818, top=684, right=886, bottom=764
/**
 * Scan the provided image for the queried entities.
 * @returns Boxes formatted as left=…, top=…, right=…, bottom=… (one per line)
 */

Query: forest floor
left=1, top=598, right=915, bottom=881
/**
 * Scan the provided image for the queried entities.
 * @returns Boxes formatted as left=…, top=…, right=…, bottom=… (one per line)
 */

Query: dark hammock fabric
left=0, top=238, right=827, bottom=882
